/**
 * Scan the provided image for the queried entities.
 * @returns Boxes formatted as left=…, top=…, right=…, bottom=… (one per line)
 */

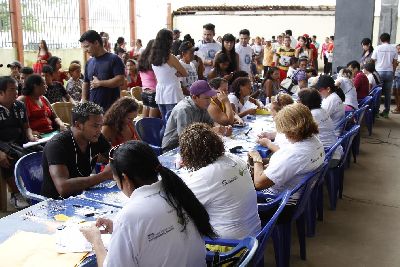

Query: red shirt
left=25, top=96, right=54, bottom=133
left=353, top=71, right=369, bottom=100
left=126, top=73, right=142, bottom=88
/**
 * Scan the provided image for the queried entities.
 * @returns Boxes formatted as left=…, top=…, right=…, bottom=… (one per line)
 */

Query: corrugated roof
left=173, top=5, right=335, bottom=15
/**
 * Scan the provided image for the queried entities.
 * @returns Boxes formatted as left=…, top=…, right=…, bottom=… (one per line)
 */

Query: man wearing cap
left=162, top=80, right=232, bottom=152
left=179, top=41, right=199, bottom=94
left=7, top=61, right=22, bottom=92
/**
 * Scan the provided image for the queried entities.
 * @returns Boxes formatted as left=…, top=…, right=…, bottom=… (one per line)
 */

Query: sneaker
left=380, top=111, right=389, bottom=118
left=10, top=193, right=30, bottom=209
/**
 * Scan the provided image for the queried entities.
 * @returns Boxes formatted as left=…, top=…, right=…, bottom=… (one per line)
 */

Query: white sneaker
left=10, top=193, right=30, bottom=209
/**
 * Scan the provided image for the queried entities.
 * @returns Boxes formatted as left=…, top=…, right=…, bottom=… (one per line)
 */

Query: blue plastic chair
left=14, top=152, right=47, bottom=204
left=205, top=191, right=290, bottom=267
left=368, top=85, right=382, bottom=123
left=206, top=236, right=259, bottom=267
left=349, top=104, right=369, bottom=164
left=270, top=169, right=323, bottom=267
left=135, top=117, right=164, bottom=155
left=325, top=125, right=360, bottom=210
left=358, top=95, right=374, bottom=135
left=335, top=112, right=355, bottom=137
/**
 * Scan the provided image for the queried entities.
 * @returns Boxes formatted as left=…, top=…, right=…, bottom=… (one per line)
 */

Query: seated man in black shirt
left=41, top=102, right=111, bottom=199
left=0, top=76, right=39, bottom=209
left=42, top=65, right=75, bottom=104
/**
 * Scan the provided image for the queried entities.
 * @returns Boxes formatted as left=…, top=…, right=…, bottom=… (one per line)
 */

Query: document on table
left=55, top=224, right=111, bottom=253
left=23, top=131, right=59, bottom=148
left=0, top=231, right=88, bottom=267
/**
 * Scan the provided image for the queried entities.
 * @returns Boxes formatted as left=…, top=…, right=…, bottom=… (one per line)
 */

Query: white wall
left=174, top=14, right=335, bottom=44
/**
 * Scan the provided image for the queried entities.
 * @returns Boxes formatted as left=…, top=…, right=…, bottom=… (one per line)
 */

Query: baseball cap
left=189, top=80, right=217, bottom=97
left=303, top=33, right=310, bottom=38
left=179, top=41, right=199, bottom=53
left=7, top=61, right=22, bottom=69
left=265, top=38, right=272, bottom=42
left=315, top=75, right=335, bottom=89
left=173, top=29, right=181, bottom=34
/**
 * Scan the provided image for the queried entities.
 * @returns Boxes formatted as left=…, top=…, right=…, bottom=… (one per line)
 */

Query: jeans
left=378, top=71, right=394, bottom=113
left=158, top=104, right=176, bottom=124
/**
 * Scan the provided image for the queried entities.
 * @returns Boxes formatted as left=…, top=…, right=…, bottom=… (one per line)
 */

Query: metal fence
left=88, top=0, right=130, bottom=48
left=0, top=0, right=13, bottom=48
left=21, top=0, right=81, bottom=50
left=0, top=0, right=131, bottom=50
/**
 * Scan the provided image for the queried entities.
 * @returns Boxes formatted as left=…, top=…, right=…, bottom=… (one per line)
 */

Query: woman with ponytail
left=315, top=75, right=346, bottom=135
left=80, top=140, right=216, bottom=267
left=179, top=123, right=261, bottom=239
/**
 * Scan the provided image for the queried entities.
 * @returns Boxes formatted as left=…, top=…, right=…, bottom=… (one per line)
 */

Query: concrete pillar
left=378, top=0, right=399, bottom=43
left=9, top=0, right=23, bottom=63
left=333, top=0, right=375, bottom=72
left=129, top=0, right=136, bottom=47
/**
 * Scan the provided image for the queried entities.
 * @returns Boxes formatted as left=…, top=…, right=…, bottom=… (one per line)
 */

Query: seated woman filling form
left=179, top=123, right=261, bottom=239
left=80, top=141, right=216, bottom=267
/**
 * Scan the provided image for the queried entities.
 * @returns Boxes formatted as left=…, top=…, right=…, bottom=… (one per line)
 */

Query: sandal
left=391, top=109, right=400, bottom=114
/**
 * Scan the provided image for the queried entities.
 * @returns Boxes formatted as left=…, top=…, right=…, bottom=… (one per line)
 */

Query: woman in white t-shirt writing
left=335, top=68, right=359, bottom=111
left=80, top=141, right=216, bottom=267
left=248, top=103, right=325, bottom=221
left=179, top=123, right=261, bottom=239
left=257, top=93, right=294, bottom=153
left=228, top=77, right=262, bottom=117
left=298, top=88, right=343, bottom=167
left=150, top=29, right=188, bottom=121
left=315, top=75, right=346, bottom=136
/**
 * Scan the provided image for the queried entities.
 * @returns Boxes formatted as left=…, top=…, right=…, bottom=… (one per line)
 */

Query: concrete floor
left=264, top=109, right=400, bottom=267
left=1, top=110, right=399, bottom=266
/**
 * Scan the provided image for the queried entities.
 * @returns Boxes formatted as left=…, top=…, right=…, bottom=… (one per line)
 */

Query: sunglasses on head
left=109, top=144, right=123, bottom=161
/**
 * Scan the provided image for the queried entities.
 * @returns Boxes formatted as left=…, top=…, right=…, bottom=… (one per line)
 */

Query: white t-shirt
left=152, top=63, right=184, bottom=105
left=264, top=135, right=325, bottom=203
left=321, top=92, right=345, bottom=136
left=366, top=72, right=381, bottom=89
left=252, top=44, right=263, bottom=56
left=235, top=43, right=253, bottom=74
left=273, top=132, right=290, bottom=148
left=371, top=43, right=397, bottom=72
left=195, top=40, right=222, bottom=77
left=180, top=153, right=261, bottom=239
left=179, top=59, right=198, bottom=89
left=290, top=36, right=298, bottom=50
left=335, top=77, right=359, bottom=109
left=104, top=181, right=206, bottom=267
left=311, top=108, right=343, bottom=160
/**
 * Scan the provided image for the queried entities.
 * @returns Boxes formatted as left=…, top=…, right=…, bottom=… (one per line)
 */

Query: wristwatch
left=253, top=158, right=263, bottom=164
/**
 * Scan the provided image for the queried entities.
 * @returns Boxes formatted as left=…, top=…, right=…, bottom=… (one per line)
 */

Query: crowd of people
left=0, top=23, right=398, bottom=266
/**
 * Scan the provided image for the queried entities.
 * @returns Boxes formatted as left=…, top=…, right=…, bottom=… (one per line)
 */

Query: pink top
left=139, top=70, right=157, bottom=92
left=321, top=43, right=328, bottom=56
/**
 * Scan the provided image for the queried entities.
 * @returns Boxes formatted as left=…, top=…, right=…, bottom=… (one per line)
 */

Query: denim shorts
left=141, top=90, right=158, bottom=108
left=393, top=76, right=400, bottom=90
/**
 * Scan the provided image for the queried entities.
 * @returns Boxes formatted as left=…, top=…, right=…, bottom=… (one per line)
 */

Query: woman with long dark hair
left=215, top=33, right=239, bottom=74
left=150, top=29, right=188, bottom=121
left=207, top=53, right=232, bottom=81
left=138, top=39, right=160, bottom=118
left=102, top=97, right=140, bottom=146
left=80, top=141, right=216, bottom=266
left=33, top=40, right=52, bottom=74
left=295, top=36, right=314, bottom=65
left=360, top=38, right=374, bottom=68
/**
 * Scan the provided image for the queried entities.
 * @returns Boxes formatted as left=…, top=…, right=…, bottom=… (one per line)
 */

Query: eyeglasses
left=109, top=144, right=123, bottom=161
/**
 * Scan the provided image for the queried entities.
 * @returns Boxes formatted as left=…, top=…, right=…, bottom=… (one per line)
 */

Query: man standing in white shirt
left=196, top=23, right=221, bottom=78
left=235, top=29, right=253, bottom=78
left=371, top=32, right=398, bottom=117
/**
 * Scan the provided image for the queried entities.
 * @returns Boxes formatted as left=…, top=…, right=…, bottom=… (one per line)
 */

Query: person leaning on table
left=80, top=141, right=216, bottom=267
left=248, top=103, right=325, bottom=222
left=179, top=123, right=261, bottom=240
left=161, top=80, right=233, bottom=152
left=41, top=102, right=111, bottom=199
